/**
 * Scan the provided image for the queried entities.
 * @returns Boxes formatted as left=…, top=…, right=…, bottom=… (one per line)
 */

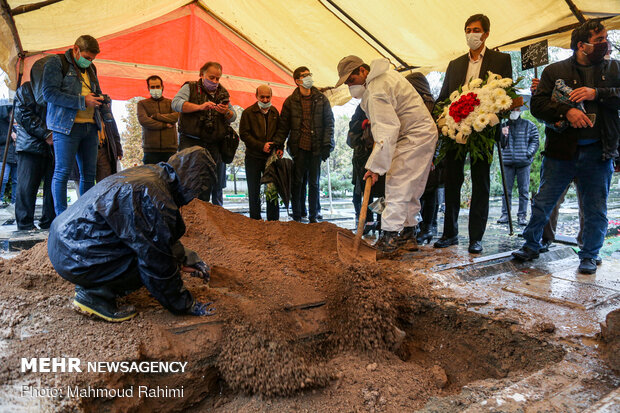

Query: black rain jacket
left=48, top=146, right=216, bottom=314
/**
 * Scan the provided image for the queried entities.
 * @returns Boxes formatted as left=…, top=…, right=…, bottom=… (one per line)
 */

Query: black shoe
left=596, top=256, right=603, bottom=266
left=468, top=241, right=483, bottom=254
left=316, top=214, right=323, bottom=220
left=434, top=236, right=458, bottom=248
left=395, top=226, right=418, bottom=251
left=309, top=218, right=318, bottom=224
left=578, top=258, right=597, bottom=274
left=497, top=215, right=509, bottom=224
left=517, top=216, right=528, bottom=226
left=374, top=231, right=399, bottom=253
left=73, top=288, right=137, bottom=322
left=512, top=246, right=540, bottom=261
left=416, top=231, right=433, bottom=245
left=363, top=222, right=378, bottom=235
left=539, top=239, right=552, bottom=253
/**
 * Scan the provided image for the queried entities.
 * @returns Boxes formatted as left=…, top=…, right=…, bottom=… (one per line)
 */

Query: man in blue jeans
left=512, top=20, right=619, bottom=274
left=42, top=35, right=104, bottom=215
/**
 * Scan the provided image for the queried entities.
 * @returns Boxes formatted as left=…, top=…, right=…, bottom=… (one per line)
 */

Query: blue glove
left=188, top=300, right=216, bottom=316
left=189, top=261, right=211, bottom=283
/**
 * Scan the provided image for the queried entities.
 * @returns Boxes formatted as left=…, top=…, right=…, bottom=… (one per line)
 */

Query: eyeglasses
left=299, top=73, right=313, bottom=79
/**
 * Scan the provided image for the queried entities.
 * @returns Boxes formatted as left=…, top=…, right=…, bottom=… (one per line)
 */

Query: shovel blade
left=337, top=231, right=376, bottom=264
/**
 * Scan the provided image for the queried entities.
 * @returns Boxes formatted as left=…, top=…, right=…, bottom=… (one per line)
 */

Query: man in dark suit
left=434, top=13, right=513, bottom=254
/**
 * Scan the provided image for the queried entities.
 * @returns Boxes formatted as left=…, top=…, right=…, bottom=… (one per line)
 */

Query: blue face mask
left=301, top=75, right=314, bottom=89
left=257, top=100, right=272, bottom=110
left=75, top=50, right=92, bottom=69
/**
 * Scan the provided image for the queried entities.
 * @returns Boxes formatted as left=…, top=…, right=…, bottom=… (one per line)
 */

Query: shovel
left=337, top=176, right=376, bottom=263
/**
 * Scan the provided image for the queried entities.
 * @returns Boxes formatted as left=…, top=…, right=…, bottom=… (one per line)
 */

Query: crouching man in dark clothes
left=48, top=146, right=217, bottom=322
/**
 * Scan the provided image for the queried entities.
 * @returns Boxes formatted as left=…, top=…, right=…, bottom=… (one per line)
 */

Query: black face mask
left=584, top=41, right=609, bottom=64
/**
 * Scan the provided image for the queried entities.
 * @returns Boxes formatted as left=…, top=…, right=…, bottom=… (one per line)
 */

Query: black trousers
left=442, top=150, right=491, bottom=242
left=420, top=189, right=438, bottom=233
left=15, top=152, right=55, bottom=230
left=245, top=155, right=279, bottom=221
left=143, top=151, right=176, bottom=165
left=292, top=149, right=321, bottom=221
left=178, top=135, right=224, bottom=206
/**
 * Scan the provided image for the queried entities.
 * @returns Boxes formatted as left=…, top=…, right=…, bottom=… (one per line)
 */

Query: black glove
left=188, top=261, right=211, bottom=284
left=321, top=146, right=331, bottom=161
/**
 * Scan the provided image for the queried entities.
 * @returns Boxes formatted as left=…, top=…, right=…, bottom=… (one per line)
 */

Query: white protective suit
left=361, top=59, right=438, bottom=232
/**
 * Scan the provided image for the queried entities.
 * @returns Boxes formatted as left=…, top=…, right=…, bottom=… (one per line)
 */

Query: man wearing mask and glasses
left=172, top=61, right=236, bottom=206
left=433, top=14, right=512, bottom=255
left=274, top=67, right=334, bottom=223
left=137, top=75, right=179, bottom=165
left=513, top=20, right=619, bottom=275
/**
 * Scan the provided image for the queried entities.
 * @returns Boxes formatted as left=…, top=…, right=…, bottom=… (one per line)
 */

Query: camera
left=95, top=93, right=112, bottom=105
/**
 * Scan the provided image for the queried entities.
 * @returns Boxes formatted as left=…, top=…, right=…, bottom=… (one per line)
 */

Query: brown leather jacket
left=239, top=102, right=279, bottom=159
left=137, top=97, right=179, bottom=152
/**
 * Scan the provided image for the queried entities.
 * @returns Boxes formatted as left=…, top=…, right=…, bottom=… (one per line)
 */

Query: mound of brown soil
left=0, top=201, right=564, bottom=412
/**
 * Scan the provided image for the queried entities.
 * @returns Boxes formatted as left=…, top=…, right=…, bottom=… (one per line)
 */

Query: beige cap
left=335, top=55, right=364, bottom=87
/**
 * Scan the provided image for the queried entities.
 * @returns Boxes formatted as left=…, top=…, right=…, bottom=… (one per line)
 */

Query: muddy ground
left=0, top=201, right=616, bottom=412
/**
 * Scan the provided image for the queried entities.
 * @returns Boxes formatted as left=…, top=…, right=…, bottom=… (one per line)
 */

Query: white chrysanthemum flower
left=493, top=88, right=507, bottom=98
left=498, top=78, right=513, bottom=88
left=460, top=124, right=473, bottom=136
left=462, top=84, right=470, bottom=93
left=473, top=114, right=490, bottom=132
left=469, top=78, right=483, bottom=89
left=488, top=113, right=500, bottom=126
left=442, top=126, right=449, bottom=135
left=487, top=80, right=500, bottom=89
left=497, top=95, right=512, bottom=110
left=487, top=72, right=501, bottom=81
left=449, top=90, right=460, bottom=101
left=448, top=128, right=456, bottom=139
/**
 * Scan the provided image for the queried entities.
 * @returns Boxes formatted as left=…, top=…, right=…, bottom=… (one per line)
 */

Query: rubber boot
left=395, top=226, right=419, bottom=251
left=374, top=231, right=399, bottom=254
left=73, top=286, right=137, bottom=322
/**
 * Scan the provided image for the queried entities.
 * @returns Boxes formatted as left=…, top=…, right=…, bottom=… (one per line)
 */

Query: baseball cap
left=335, top=55, right=364, bottom=87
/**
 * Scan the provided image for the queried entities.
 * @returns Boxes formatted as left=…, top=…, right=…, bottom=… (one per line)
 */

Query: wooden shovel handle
left=353, top=176, right=373, bottom=253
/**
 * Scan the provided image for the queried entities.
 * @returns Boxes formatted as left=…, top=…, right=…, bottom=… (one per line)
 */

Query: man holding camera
left=42, top=35, right=104, bottom=215
left=172, top=61, right=236, bottom=206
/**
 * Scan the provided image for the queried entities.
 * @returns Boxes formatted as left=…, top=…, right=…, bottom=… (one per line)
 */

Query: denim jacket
left=42, top=49, right=102, bottom=135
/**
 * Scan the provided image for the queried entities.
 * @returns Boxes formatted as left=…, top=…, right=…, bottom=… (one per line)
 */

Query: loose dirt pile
left=0, top=201, right=565, bottom=412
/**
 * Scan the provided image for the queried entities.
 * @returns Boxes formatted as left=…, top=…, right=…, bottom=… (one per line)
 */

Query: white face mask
left=149, top=89, right=163, bottom=99
left=301, top=76, right=314, bottom=89
left=349, top=84, right=366, bottom=99
left=509, top=111, right=520, bottom=120
left=466, top=33, right=484, bottom=50
left=257, top=100, right=272, bottom=110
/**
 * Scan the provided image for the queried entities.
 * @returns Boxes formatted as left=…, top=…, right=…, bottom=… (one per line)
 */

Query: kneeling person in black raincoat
left=48, top=146, right=217, bottom=322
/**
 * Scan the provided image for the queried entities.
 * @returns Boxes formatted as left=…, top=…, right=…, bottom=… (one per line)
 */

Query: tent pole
left=320, top=0, right=411, bottom=70
left=0, top=0, right=26, bottom=200
left=326, top=159, right=333, bottom=216
left=563, top=0, right=587, bottom=23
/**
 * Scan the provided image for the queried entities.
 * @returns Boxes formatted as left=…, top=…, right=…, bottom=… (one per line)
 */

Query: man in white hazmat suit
left=335, top=56, right=438, bottom=253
